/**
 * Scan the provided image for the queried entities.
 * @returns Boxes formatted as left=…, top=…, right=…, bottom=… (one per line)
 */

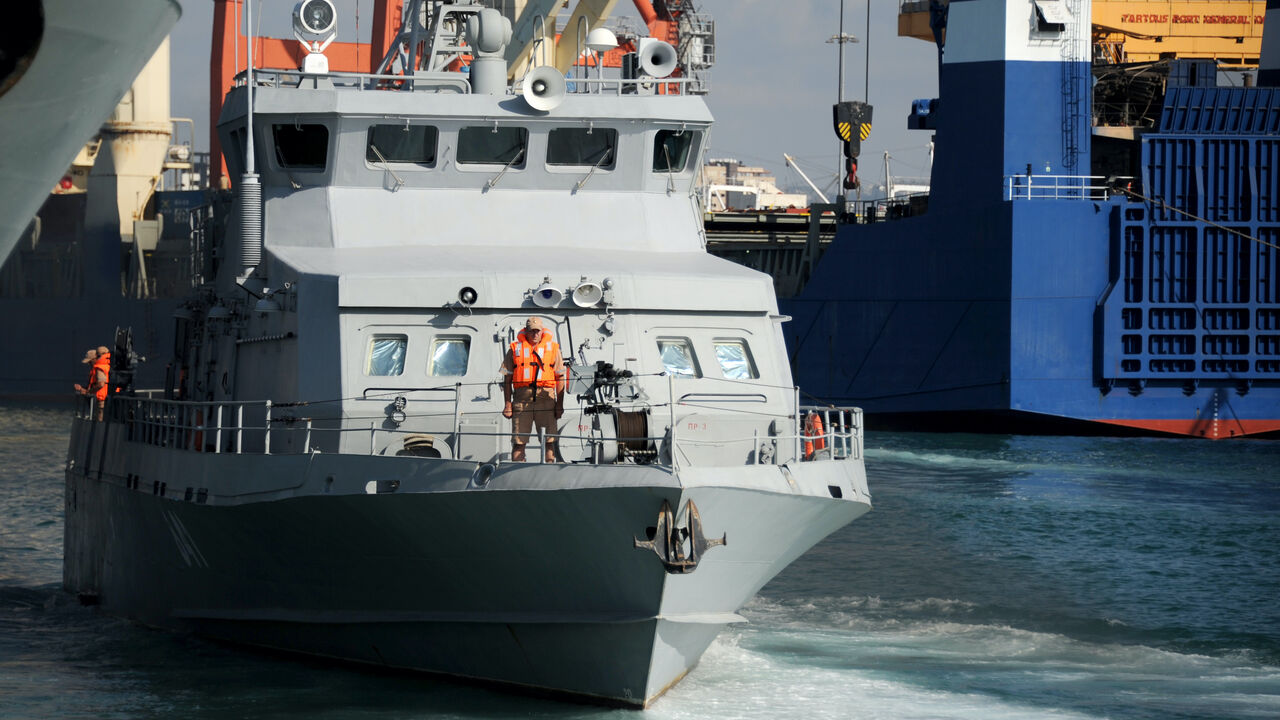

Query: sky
left=169, top=0, right=940, bottom=198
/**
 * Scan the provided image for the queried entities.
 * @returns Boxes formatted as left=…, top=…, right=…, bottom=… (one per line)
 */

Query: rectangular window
left=657, top=338, right=700, bottom=377
left=652, top=129, right=697, bottom=173
left=547, top=127, right=617, bottom=167
left=366, top=124, right=438, bottom=166
left=457, top=126, right=527, bottom=165
left=1033, top=0, right=1068, bottom=32
left=272, top=124, right=329, bottom=170
left=225, top=127, right=248, bottom=177
left=367, top=335, right=407, bottom=376
left=714, top=339, right=758, bottom=380
left=428, top=337, right=470, bottom=376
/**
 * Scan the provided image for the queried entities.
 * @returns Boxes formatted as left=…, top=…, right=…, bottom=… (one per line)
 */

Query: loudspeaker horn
left=531, top=282, right=564, bottom=308
left=637, top=38, right=678, bottom=78
left=523, top=66, right=567, bottom=112
left=571, top=281, right=603, bottom=307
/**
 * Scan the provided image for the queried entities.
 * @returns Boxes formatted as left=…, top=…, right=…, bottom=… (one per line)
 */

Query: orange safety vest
left=91, top=352, right=111, bottom=403
left=509, top=331, right=562, bottom=389
left=803, top=413, right=826, bottom=460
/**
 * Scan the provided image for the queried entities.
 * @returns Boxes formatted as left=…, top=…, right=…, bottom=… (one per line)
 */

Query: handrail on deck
left=1005, top=174, right=1134, bottom=201
left=237, top=68, right=696, bottom=97
left=89, top=385, right=863, bottom=469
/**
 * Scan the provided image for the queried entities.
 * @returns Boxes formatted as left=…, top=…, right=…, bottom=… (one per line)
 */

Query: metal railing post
left=264, top=400, right=272, bottom=455
left=236, top=405, right=244, bottom=454
left=215, top=404, right=223, bottom=454
left=668, top=373, right=678, bottom=472
left=453, top=382, right=462, bottom=441
left=793, top=386, right=801, bottom=463
left=823, top=408, right=832, bottom=456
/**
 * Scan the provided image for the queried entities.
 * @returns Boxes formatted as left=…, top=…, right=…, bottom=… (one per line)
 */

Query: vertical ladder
left=1060, top=0, right=1084, bottom=171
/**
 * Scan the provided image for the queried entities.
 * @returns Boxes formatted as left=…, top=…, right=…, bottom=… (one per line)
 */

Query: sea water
left=1, top=401, right=1277, bottom=719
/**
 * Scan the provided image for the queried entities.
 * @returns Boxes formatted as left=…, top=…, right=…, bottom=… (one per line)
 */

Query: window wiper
left=575, top=148, right=613, bottom=191
left=486, top=147, right=525, bottom=190
left=368, top=143, right=404, bottom=191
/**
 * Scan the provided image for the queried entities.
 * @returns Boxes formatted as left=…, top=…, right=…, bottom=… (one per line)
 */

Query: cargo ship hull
left=771, top=0, right=1280, bottom=438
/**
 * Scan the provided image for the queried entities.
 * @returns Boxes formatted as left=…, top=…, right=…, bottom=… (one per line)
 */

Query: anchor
left=633, top=499, right=726, bottom=574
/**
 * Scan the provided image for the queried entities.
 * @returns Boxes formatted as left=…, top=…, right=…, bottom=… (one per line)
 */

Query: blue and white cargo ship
left=775, top=0, right=1280, bottom=438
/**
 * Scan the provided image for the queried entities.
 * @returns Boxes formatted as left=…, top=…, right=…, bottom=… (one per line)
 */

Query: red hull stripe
left=1096, top=418, right=1280, bottom=439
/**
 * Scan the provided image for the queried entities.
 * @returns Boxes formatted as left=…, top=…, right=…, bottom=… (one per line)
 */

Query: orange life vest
left=803, top=413, right=826, bottom=460
left=91, top=352, right=111, bottom=403
left=509, top=331, right=562, bottom=389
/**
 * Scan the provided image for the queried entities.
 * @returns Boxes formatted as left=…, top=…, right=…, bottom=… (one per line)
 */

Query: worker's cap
left=96, top=345, right=110, bottom=356
left=81, top=348, right=97, bottom=364
left=524, top=317, right=545, bottom=331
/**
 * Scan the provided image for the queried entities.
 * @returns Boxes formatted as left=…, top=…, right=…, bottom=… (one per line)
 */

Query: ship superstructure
left=747, top=0, right=1280, bottom=438
left=62, top=0, right=869, bottom=706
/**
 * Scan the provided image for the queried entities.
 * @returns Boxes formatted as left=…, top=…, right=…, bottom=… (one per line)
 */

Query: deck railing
left=88, top=379, right=863, bottom=469
left=1005, top=174, right=1133, bottom=201
left=238, top=68, right=698, bottom=97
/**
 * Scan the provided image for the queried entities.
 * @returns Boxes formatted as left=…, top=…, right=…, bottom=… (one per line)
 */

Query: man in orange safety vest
left=74, top=346, right=111, bottom=420
left=501, top=317, right=567, bottom=462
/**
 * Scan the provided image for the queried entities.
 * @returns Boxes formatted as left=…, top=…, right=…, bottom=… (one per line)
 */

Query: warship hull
left=0, top=0, right=181, bottom=261
left=64, top=414, right=870, bottom=706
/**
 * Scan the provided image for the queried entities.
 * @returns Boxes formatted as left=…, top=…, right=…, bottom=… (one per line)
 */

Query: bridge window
left=1033, top=0, right=1068, bottom=33
left=427, top=337, right=470, bottom=377
left=657, top=337, right=700, bottom=377
left=458, top=126, right=527, bottom=166
left=547, top=127, right=617, bottom=167
left=225, top=127, right=248, bottom=176
left=272, top=123, right=329, bottom=170
left=366, top=124, right=438, bottom=166
left=367, top=335, right=407, bottom=376
left=713, top=339, right=758, bottom=380
left=653, top=129, right=698, bottom=173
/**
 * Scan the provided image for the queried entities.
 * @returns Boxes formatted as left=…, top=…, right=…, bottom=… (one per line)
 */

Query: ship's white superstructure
left=63, top=1, right=870, bottom=706
left=0, top=0, right=181, bottom=262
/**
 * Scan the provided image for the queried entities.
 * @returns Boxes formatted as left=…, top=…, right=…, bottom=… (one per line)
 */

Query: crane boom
left=784, top=154, right=831, bottom=204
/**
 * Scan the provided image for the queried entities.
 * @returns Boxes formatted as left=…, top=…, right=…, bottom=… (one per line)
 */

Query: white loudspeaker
left=523, top=66, right=568, bottom=112
left=637, top=38, right=678, bottom=78
left=531, top=282, right=564, bottom=308
left=571, top=281, right=603, bottom=307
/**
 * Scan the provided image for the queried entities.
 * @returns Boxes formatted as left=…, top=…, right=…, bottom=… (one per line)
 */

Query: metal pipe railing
left=1005, top=174, right=1134, bottom=201
left=98, top=394, right=864, bottom=467
left=236, top=68, right=698, bottom=97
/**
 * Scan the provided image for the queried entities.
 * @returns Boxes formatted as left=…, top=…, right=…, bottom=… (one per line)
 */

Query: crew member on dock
left=501, top=317, right=566, bottom=462
left=74, top=346, right=111, bottom=420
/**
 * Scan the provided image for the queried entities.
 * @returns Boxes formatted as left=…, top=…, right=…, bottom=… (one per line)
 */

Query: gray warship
left=63, top=0, right=871, bottom=706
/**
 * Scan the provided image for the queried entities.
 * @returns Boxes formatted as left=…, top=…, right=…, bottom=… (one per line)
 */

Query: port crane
left=898, top=0, right=1266, bottom=66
